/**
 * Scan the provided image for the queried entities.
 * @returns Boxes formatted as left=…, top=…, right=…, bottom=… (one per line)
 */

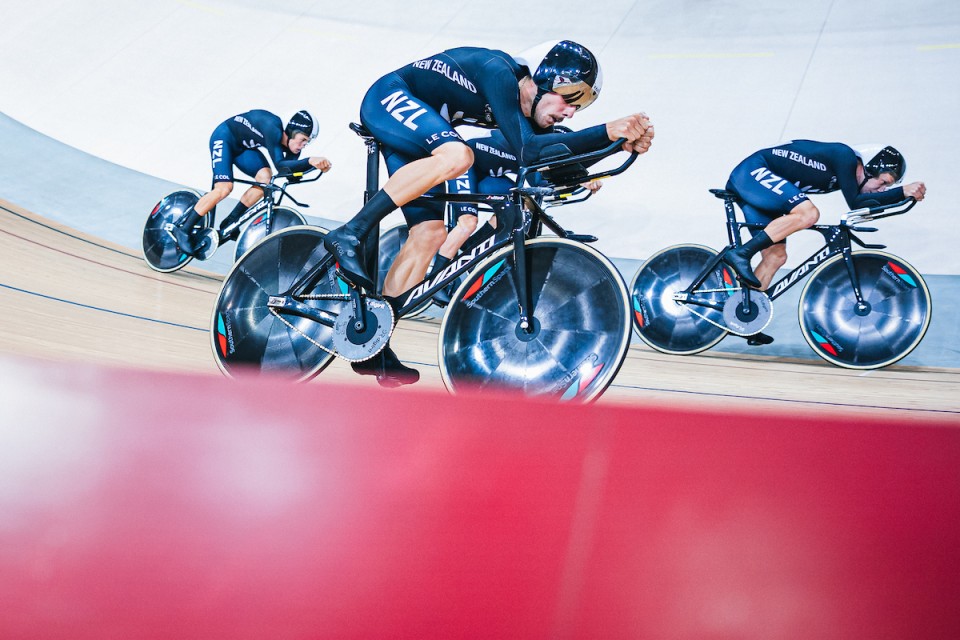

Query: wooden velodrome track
left=2, top=197, right=958, bottom=423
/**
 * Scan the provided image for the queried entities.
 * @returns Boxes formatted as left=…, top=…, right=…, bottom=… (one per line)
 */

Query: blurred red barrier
left=1, top=355, right=958, bottom=639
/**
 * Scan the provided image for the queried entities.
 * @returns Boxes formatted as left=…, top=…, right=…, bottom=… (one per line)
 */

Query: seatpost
left=721, top=194, right=754, bottom=307
left=361, top=136, right=381, bottom=292
left=724, top=197, right=741, bottom=248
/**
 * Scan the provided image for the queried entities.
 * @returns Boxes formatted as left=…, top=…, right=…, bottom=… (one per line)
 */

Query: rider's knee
left=254, top=167, right=273, bottom=183
left=435, top=143, right=474, bottom=181
left=209, top=181, right=234, bottom=201
left=409, top=220, right=448, bottom=252
left=203, top=182, right=233, bottom=209
left=792, top=201, right=820, bottom=228
left=455, top=214, right=479, bottom=236
left=763, top=244, right=788, bottom=269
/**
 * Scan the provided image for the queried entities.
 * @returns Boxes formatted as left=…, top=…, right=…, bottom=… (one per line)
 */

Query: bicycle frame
left=218, top=170, right=320, bottom=241
left=676, top=192, right=918, bottom=314
left=266, top=131, right=638, bottom=336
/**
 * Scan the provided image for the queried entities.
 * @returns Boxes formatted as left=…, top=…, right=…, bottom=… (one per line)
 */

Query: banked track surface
left=2, top=198, right=958, bottom=421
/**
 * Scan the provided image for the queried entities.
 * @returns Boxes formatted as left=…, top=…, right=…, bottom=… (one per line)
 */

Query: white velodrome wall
left=1, top=0, right=958, bottom=274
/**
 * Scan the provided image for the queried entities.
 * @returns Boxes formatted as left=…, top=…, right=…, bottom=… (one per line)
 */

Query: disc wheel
left=630, top=244, right=733, bottom=354
left=799, top=251, right=931, bottom=369
left=211, top=226, right=341, bottom=380
left=234, top=206, right=309, bottom=261
left=142, top=190, right=208, bottom=272
left=438, top=238, right=631, bottom=402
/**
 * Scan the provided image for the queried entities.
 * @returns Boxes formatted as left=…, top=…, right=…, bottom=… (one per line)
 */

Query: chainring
left=193, top=228, right=220, bottom=261
left=722, top=289, right=773, bottom=335
left=331, top=297, right=395, bottom=362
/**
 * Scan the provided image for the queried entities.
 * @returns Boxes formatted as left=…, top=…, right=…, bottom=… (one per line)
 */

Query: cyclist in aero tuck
left=722, top=141, right=927, bottom=345
left=323, top=40, right=655, bottom=387
left=433, top=121, right=608, bottom=305
left=173, top=109, right=333, bottom=257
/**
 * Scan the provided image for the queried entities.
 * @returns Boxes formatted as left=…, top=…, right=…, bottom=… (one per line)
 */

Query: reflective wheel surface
left=234, top=206, right=308, bottom=261
left=142, top=190, right=206, bottom=272
left=439, top=238, right=631, bottom=402
left=630, top=244, right=732, bottom=355
left=211, top=226, right=340, bottom=380
left=799, top=251, right=932, bottom=369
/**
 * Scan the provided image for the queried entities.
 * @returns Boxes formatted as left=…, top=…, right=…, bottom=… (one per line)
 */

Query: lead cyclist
left=322, top=40, right=655, bottom=387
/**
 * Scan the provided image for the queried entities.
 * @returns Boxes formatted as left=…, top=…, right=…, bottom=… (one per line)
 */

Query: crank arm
left=672, top=292, right=724, bottom=312
left=267, top=296, right=337, bottom=328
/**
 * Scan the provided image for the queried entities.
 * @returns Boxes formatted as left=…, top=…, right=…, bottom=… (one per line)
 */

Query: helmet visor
left=552, top=63, right=603, bottom=111
left=553, top=79, right=600, bottom=110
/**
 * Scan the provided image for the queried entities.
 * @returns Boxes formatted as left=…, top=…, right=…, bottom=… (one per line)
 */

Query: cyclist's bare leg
left=350, top=143, right=473, bottom=388
left=237, top=167, right=271, bottom=209
left=762, top=200, right=820, bottom=243
left=726, top=200, right=819, bottom=288
left=754, top=243, right=787, bottom=291
left=383, top=220, right=447, bottom=297
left=217, top=167, right=272, bottom=238
left=195, top=181, right=233, bottom=217
left=383, top=143, right=474, bottom=206
left=437, top=213, right=479, bottom=260
left=326, top=141, right=473, bottom=291
left=741, top=236, right=790, bottom=347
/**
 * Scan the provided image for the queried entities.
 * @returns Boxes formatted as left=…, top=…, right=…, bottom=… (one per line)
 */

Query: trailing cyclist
left=722, top=140, right=927, bottom=344
left=432, top=126, right=606, bottom=304
left=322, top=40, right=654, bottom=387
left=174, top=109, right=332, bottom=257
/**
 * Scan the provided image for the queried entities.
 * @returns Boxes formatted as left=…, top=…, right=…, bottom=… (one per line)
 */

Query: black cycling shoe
left=745, top=332, right=774, bottom=346
left=351, top=346, right=420, bottom=388
left=722, top=247, right=762, bottom=289
left=172, top=224, right=194, bottom=252
left=218, top=227, right=241, bottom=244
left=172, top=225, right=206, bottom=257
left=172, top=224, right=219, bottom=259
left=324, top=227, right=375, bottom=291
left=171, top=207, right=206, bottom=256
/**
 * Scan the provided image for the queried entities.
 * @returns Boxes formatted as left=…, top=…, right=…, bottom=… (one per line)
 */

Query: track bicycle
left=630, top=189, right=931, bottom=369
left=376, top=154, right=600, bottom=317
left=142, top=169, right=321, bottom=273
left=376, top=124, right=596, bottom=317
left=211, top=123, right=637, bottom=401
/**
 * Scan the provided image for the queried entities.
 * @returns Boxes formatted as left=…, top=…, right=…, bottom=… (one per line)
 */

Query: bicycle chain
left=268, top=293, right=348, bottom=360
left=267, top=293, right=396, bottom=363
left=675, top=286, right=768, bottom=337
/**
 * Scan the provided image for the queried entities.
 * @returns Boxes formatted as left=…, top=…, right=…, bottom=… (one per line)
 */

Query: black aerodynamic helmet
left=855, top=144, right=907, bottom=184
left=514, top=40, right=603, bottom=111
left=865, top=146, right=907, bottom=183
left=285, top=110, right=318, bottom=141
